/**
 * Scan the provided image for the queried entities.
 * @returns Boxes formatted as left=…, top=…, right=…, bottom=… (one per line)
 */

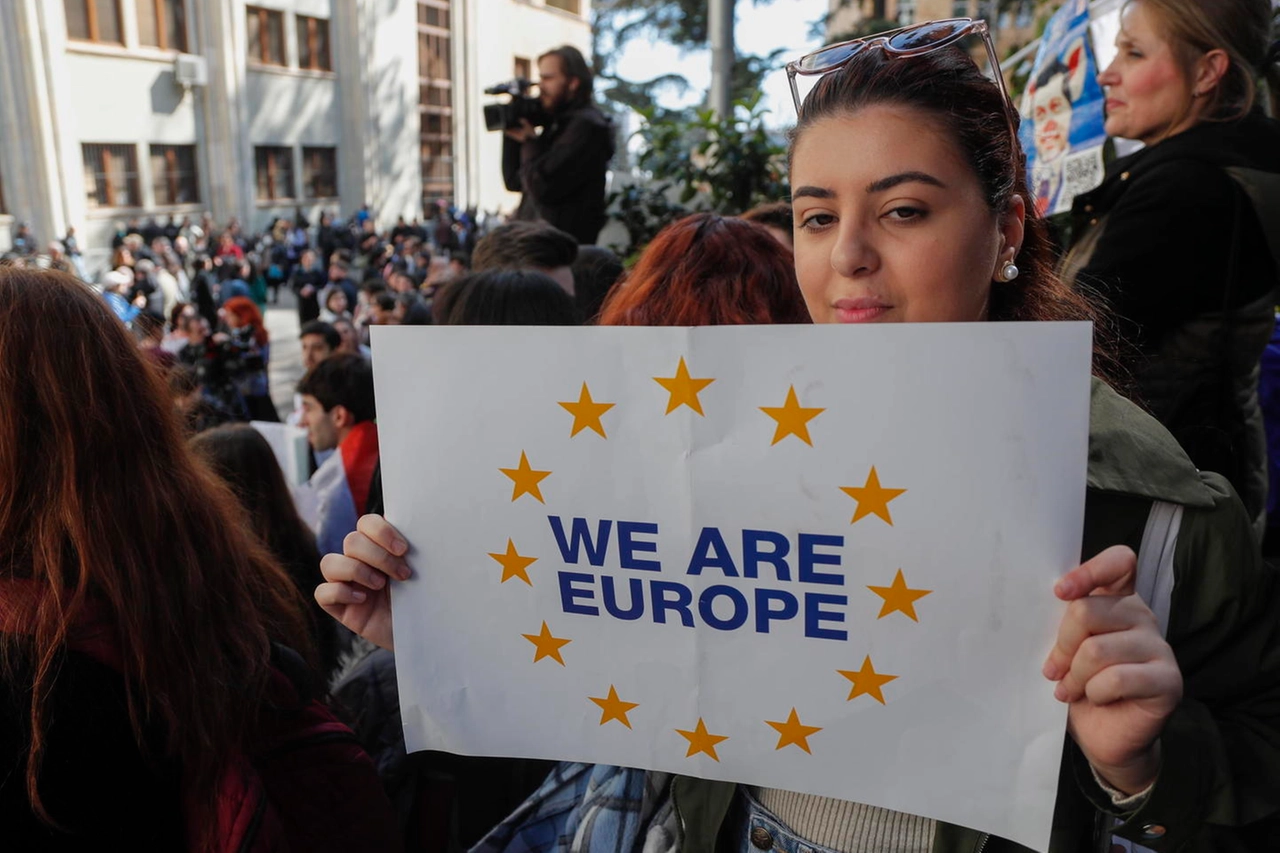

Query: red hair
left=222, top=296, right=268, bottom=347
left=0, top=268, right=313, bottom=842
left=597, top=214, right=811, bottom=326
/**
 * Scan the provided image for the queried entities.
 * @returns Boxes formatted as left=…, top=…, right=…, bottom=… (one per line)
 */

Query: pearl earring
left=999, top=262, right=1019, bottom=282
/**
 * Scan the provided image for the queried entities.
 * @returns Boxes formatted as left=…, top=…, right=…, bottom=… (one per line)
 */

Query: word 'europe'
left=549, top=516, right=850, bottom=641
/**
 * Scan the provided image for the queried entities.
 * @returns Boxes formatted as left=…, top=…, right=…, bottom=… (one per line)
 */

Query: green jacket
left=671, top=381, right=1280, bottom=853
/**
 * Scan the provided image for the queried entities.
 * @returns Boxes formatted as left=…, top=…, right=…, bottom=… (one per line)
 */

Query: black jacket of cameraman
left=503, top=105, right=614, bottom=244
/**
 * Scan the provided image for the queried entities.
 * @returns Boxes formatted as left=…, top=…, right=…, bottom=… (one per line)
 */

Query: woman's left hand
left=1043, top=545, right=1183, bottom=795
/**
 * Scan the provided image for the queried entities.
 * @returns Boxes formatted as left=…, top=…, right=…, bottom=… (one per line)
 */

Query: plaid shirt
left=471, top=763, right=681, bottom=853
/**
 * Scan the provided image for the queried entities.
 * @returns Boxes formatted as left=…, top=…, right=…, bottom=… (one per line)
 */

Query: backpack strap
left=1107, top=499, right=1182, bottom=853
left=1133, top=499, right=1182, bottom=636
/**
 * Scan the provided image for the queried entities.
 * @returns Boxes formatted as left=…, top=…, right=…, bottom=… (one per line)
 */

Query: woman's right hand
left=316, top=514, right=412, bottom=652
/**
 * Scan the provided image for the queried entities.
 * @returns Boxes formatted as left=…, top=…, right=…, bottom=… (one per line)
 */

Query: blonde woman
left=1064, top=0, right=1280, bottom=534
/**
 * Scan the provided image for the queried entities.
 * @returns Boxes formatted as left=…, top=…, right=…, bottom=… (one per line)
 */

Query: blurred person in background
left=191, top=424, right=346, bottom=681
left=1062, top=0, right=1280, bottom=536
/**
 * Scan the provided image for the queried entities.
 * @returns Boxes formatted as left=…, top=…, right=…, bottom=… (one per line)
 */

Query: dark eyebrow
left=790, top=186, right=834, bottom=201
left=866, top=171, right=947, bottom=193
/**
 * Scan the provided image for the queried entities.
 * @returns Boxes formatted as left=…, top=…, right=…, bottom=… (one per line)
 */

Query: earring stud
left=999, top=262, right=1019, bottom=282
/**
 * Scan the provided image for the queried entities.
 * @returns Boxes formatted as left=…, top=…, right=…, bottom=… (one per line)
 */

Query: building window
left=416, top=3, right=449, bottom=28
left=514, top=56, right=531, bottom=81
left=417, top=32, right=451, bottom=80
left=136, top=0, right=188, bottom=51
left=65, top=0, right=124, bottom=44
left=545, top=0, right=580, bottom=14
left=951, top=0, right=970, bottom=17
left=150, top=144, right=199, bottom=205
left=83, top=143, right=141, bottom=209
left=296, top=15, right=332, bottom=72
left=254, top=146, right=295, bottom=200
left=418, top=0, right=454, bottom=204
left=246, top=6, right=286, bottom=66
left=302, top=147, right=338, bottom=198
left=896, top=0, right=916, bottom=25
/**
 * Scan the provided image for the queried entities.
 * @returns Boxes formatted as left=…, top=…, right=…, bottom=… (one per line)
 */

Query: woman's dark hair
left=190, top=425, right=338, bottom=678
left=0, top=268, right=314, bottom=838
left=539, top=45, right=594, bottom=107
left=167, top=301, right=191, bottom=330
left=788, top=46, right=1120, bottom=379
left=598, top=214, right=811, bottom=326
left=571, top=245, right=625, bottom=324
left=436, top=269, right=582, bottom=326
left=396, top=292, right=433, bottom=325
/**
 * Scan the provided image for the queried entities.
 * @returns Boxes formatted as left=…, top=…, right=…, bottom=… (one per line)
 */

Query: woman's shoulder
left=1086, top=378, right=1217, bottom=509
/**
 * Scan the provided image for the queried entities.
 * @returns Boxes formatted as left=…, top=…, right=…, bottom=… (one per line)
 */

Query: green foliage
left=607, top=91, right=789, bottom=257
left=606, top=182, right=691, bottom=263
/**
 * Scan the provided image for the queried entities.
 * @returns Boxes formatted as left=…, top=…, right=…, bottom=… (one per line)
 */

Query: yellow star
left=500, top=451, right=551, bottom=503
left=589, top=685, right=640, bottom=729
left=559, top=382, right=615, bottom=438
left=759, top=385, right=825, bottom=446
left=522, top=621, right=571, bottom=665
left=839, top=467, right=906, bottom=525
left=867, top=569, right=932, bottom=621
left=765, top=708, right=824, bottom=754
left=653, top=357, right=715, bottom=416
left=488, top=539, right=538, bottom=586
left=838, top=656, right=898, bottom=705
left=675, top=717, right=729, bottom=761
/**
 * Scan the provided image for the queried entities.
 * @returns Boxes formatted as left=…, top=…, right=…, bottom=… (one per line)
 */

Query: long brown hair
left=190, top=425, right=338, bottom=676
left=788, top=44, right=1124, bottom=382
left=598, top=214, right=811, bottom=326
left=0, top=268, right=314, bottom=831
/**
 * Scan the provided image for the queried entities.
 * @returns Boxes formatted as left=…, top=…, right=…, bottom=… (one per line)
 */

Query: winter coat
left=503, top=104, right=615, bottom=245
left=1063, top=111, right=1280, bottom=533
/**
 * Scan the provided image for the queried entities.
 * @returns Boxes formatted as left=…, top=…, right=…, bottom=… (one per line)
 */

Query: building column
left=197, top=0, right=249, bottom=226
left=0, top=0, right=70, bottom=247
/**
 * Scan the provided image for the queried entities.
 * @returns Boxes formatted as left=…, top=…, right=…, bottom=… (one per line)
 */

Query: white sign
left=372, top=323, right=1093, bottom=851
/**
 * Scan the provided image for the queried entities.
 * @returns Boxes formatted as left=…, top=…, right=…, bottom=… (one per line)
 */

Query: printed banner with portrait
left=1019, top=0, right=1109, bottom=216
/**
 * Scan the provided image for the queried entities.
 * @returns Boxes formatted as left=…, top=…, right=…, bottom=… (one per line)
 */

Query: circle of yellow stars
left=486, top=357, right=933, bottom=762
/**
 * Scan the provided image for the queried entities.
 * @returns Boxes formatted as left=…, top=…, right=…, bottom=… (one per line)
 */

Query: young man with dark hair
left=470, top=221, right=579, bottom=295
left=297, top=354, right=379, bottom=556
left=299, top=320, right=341, bottom=371
left=502, top=45, right=614, bottom=245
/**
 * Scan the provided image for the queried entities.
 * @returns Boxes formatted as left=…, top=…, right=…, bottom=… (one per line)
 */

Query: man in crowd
left=502, top=45, right=614, bottom=245
left=297, top=353, right=380, bottom=556
left=471, top=221, right=578, bottom=295
left=290, top=248, right=326, bottom=324
left=300, top=320, right=340, bottom=372
left=327, top=258, right=359, bottom=310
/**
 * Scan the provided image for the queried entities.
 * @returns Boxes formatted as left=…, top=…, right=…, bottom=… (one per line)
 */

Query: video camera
left=483, top=78, right=549, bottom=132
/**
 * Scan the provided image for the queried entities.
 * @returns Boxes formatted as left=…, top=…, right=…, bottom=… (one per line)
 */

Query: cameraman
left=502, top=46, right=614, bottom=245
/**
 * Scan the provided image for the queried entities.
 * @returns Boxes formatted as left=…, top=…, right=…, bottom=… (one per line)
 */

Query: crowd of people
left=3, top=0, right=1280, bottom=850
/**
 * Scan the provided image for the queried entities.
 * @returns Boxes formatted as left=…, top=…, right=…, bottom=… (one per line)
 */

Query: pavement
left=265, top=288, right=305, bottom=418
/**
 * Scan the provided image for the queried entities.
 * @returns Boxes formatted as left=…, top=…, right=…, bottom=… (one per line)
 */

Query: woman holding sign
left=317, top=18, right=1280, bottom=853
left=1062, top=0, right=1280, bottom=538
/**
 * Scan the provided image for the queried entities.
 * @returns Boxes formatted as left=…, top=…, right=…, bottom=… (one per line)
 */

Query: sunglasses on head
left=785, top=18, right=1017, bottom=145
